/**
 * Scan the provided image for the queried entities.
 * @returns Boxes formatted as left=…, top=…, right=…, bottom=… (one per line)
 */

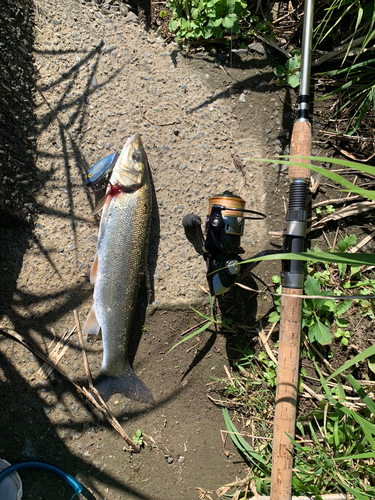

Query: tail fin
left=94, top=368, right=154, bottom=405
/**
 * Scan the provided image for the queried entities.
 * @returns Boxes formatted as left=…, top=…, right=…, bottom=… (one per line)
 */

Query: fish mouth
left=124, top=132, right=141, bottom=149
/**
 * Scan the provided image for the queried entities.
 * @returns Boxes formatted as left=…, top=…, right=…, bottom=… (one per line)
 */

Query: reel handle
left=182, top=213, right=202, bottom=229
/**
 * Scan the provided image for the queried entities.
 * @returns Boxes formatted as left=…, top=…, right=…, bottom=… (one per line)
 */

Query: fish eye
left=88, top=173, right=93, bottom=178
left=132, top=152, right=140, bottom=161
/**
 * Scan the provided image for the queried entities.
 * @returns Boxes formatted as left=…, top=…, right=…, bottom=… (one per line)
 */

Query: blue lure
left=86, top=151, right=119, bottom=188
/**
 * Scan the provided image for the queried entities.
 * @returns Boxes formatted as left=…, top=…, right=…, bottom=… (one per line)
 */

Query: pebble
left=248, top=42, right=265, bottom=54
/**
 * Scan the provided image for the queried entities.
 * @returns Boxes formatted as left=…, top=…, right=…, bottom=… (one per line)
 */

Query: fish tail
left=94, top=368, right=154, bottom=405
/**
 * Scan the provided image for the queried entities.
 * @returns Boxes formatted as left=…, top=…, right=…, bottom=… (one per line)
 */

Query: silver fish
left=83, top=133, right=154, bottom=405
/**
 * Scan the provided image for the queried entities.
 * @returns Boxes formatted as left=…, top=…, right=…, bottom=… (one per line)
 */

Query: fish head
left=109, top=133, right=150, bottom=189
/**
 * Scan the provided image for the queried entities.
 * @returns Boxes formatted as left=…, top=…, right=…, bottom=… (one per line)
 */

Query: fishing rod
left=270, top=1, right=315, bottom=500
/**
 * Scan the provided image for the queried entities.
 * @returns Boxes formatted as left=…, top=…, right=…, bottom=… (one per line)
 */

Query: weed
left=219, top=347, right=375, bottom=498
left=167, top=0, right=250, bottom=42
left=269, top=271, right=352, bottom=346
left=314, top=0, right=375, bottom=133
left=132, top=429, right=143, bottom=446
left=273, top=51, right=301, bottom=88
left=169, top=294, right=235, bottom=352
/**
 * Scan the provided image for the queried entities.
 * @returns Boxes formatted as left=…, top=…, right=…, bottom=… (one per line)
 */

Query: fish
left=83, top=133, right=154, bottom=405
left=86, top=151, right=119, bottom=188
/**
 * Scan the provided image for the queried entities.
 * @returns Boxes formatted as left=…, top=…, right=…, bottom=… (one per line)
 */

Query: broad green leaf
left=203, top=28, right=213, bottom=39
left=274, top=66, right=285, bottom=77
left=268, top=311, right=280, bottom=323
left=169, top=19, right=179, bottom=31
left=309, top=319, right=332, bottom=345
left=285, top=55, right=300, bottom=71
left=191, top=8, right=199, bottom=19
left=322, top=300, right=335, bottom=312
left=221, top=15, right=235, bottom=29
left=336, top=318, right=348, bottom=328
left=338, top=234, right=357, bottom=252
left=287, top=74, right=300, bottom=88
left=304, top=276, right=321, bottom=296
left=335, top=300, right=352, bottom=317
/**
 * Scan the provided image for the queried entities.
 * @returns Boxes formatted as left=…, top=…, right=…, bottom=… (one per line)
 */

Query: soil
left=1, top=0, right=374, bottom=499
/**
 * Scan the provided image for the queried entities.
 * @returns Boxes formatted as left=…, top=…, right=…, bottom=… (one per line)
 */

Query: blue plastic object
left=0, top=461, right=95, bottom=499
left=86, top=151, right=119, bottom=187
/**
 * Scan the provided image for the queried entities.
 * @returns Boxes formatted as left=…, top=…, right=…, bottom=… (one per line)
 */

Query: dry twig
left=0, top=326, right=141, bottom=452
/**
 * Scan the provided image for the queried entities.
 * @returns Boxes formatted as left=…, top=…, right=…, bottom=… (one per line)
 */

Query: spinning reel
left=183, top=191, right=278, bottom=296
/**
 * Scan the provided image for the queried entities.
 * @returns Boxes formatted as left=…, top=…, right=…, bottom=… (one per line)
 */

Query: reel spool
left=183, top=191, right=268, bottom=296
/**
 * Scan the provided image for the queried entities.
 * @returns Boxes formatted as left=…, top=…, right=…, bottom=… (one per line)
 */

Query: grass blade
left=327, top=344, right=375, bottom=380
left=222, top=407, right=268, bottom=469
left=168, top=320, right=212, bottom=352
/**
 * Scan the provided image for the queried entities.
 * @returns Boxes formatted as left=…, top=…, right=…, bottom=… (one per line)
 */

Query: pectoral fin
left=90, top=254, right=98, bottom=285
left=92, top=194, right=107, bottom=215
left=82, top=305, right=100, bottom=336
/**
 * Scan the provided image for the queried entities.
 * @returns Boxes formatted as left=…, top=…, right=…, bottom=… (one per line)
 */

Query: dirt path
left=0, top=0, right=292, bottom=498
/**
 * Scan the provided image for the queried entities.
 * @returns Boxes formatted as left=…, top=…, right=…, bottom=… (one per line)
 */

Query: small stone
left=248, top=42, right=265, bottom=54
left=239, top=93, right=245, bottom=102
left=167, top=456, right=173, bottom=464
left=124, top=11, right=138, bottom=23
left=91, top=75, right=97, bottom=87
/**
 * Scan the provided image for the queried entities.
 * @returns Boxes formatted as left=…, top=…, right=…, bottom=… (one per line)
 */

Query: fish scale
left=96, top=185, right=151, bottom=374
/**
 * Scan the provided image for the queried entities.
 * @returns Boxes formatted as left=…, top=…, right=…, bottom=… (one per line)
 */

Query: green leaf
left=168, top=19, right=179, bottom=31
left=336, top=381, right=346, bottom=402
left=328, top=343, right=375, bottom=381
left=338, top=234, right=357, bottom=252
left=309, top=319, right=332, bottom=345
left=368, top=354, right=375, bottom=374
left=287, top=73, right=300, bottom=88
left=191, top=8, right=199, bottom=19
left=335, top=300, right=352, bottom=317
left=168, top=320, right=212, bottom=352
left=268, top=311, right=280, bottom=323
left=221, top=15, right=235, bottom=29
left=304, top=276, right=321, bottom=296
left=322, top=300, right=335, bottom=312
left=336, top=318, right=348, bottom=328
left=285, top=55, right=300, bottom=71
left=351, top=265, right=362, bottom=276
left=203, top=28, right=213, bottom=39
left=222, top=407, right=268, bottom=470
left=273, top=66, right=285, bottom=77
left=347, top=373, right=375, bottom=415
